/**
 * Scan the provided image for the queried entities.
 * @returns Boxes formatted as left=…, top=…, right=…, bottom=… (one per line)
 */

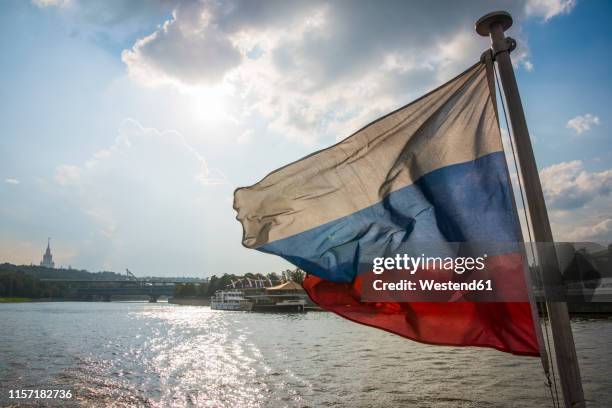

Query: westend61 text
left=372, top=279, right=493, bottom=292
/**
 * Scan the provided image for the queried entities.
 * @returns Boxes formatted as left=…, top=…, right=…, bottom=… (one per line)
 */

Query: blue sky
left=0, top=0, right=610, bottom=277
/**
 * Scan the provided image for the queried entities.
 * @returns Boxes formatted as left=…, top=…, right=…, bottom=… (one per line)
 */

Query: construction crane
left=126, top=268, right=139, bottom=282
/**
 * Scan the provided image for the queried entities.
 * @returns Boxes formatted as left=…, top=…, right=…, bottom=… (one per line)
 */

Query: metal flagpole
left=475, top=11, right=585, bottom=408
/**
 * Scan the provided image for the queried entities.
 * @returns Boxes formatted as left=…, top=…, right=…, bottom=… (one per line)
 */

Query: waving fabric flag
left=234, top=62, right=539, bottom=356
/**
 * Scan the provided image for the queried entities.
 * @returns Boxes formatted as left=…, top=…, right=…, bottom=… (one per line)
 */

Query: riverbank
left=0, top=297, right=32, bottom=303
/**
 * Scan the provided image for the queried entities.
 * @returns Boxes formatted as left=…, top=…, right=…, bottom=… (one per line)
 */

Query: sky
left=0, top=0, right=610, bottom=277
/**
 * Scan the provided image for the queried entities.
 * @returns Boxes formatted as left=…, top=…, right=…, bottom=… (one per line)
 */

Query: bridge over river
left=39, top=278, right=196, bottom=302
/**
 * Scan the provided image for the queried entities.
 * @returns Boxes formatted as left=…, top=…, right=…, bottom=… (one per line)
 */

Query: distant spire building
left=40, top=238, right=55, bottom=268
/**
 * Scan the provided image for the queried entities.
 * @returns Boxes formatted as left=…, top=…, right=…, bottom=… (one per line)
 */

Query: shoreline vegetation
left=0, top=297, right=32, bottom=303
left=0, top=263, right=126, bottom=300
left=0, top=262, right=306, bottom=303
left=2, top=263, right=609, bottom=315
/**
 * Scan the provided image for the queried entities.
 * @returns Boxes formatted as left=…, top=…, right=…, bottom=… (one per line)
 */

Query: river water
left=0, top=302, right=610, bottom=407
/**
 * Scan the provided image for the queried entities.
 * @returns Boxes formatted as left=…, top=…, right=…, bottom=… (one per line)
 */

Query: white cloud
left=540, top=160, right=612, bottom=210
left=55, top=164, right=82, bottom=186
left=568, top=218, right=612, bottom=242
left=32, top=0, right=71, bottom=8
left=122, top=1, right=540, bottom=144
left=525, top=0, right=576, bottom=21
left=4, top=178, right=20, bottom=185
left=33, top=1, right=574, bottom=147
left=122, top=3, right=242, bottom=87
left=543, top=161, right=612, bottom=242
left=56, top=119, right=226, bottom=191
left=49, top=119, right=230, bottom=273
left=566, top=113, right=600, bottom=134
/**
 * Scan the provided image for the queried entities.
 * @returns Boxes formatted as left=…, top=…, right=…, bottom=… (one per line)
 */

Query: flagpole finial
left=475, top=11, right=513, bottom=36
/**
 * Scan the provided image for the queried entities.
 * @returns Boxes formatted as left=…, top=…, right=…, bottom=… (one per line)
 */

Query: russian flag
left=234, top=62, right=539, bottom=356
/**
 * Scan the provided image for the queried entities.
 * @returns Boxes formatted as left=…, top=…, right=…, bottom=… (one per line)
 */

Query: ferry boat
left=210, top=290, right=253, bottom=311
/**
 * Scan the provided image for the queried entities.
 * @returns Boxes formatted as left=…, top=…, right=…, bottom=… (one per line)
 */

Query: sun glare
left=189, top=87, right=236, bottom=124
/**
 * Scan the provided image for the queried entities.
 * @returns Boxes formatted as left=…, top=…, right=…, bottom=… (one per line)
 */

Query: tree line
left=173, top=268, right=306, bottom=298
left=0, top=263, right=125, bottom=299
left=0, top=269, right=67, bottom=299
left=0, top=262, right=307, bottom=300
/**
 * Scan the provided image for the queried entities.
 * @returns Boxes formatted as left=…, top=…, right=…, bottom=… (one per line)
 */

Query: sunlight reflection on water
left=0, top=302, right=610, bottom=407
